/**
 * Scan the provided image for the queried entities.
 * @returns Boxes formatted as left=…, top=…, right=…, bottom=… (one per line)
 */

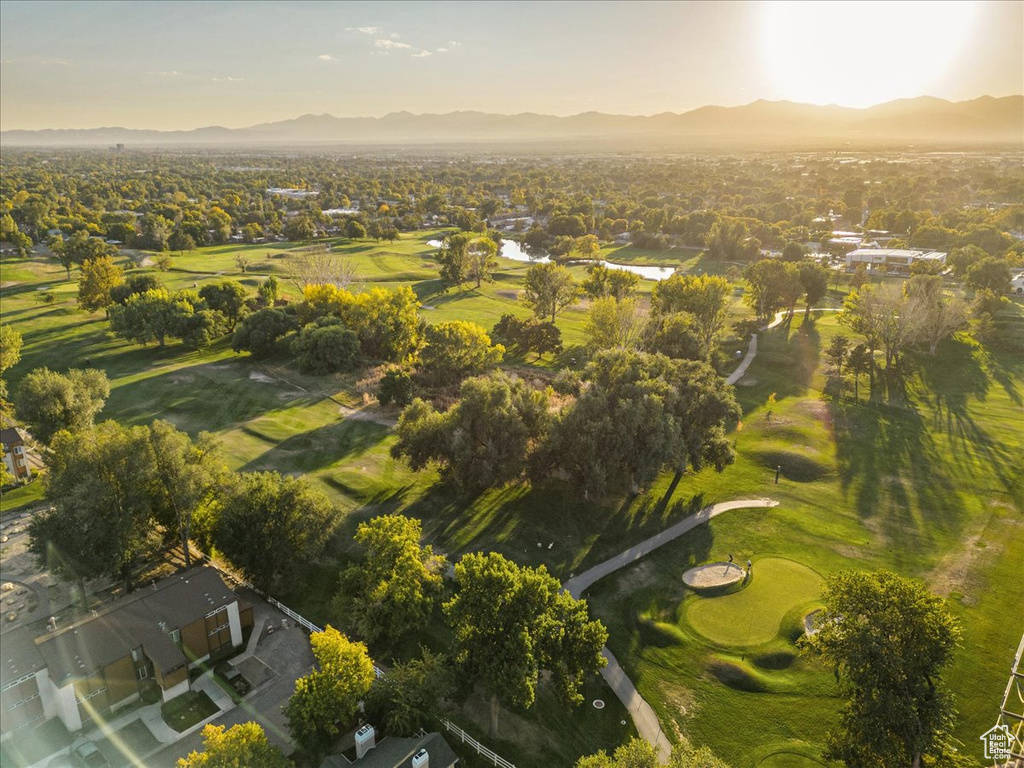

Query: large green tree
left=743, top=259, right=803, bottom=321
left=904, top=275, right=969, bottom=355
left=581, top=263, right=640, bottom=301
left=392, top=372, right=550, bottom=490
left=647, top=311, right=704, bottom=361
left=437, top=231, right=472, bottom=285
left=147, top=420, right=226, bottom=570
left=965, top=256, right=1012, bottom=294
left=212, top=472, right=334, bottom=592
left=445, top=552, right=608, bottom=738
left=798, top=261, right=831, bottom=317
left=650, top=274, right=731, bottom=357
left=198, top=281, right=249, bottom=331
left=0, top=322, right=23, bottom=417
left=108, top=288, right=194, bottom=348
left=50, top=230, right=117, bottom=279
left=466, top=235, right=499, bottom=288
left=232, top=308, right=296, bottom=358
left=522, top=262, right=579, bottom=323
left=490, top=314, right=563, bottom=359
left=585, top=296, right=648, bottom=352
left=419, top=320, right=504, bottom=385
left=285, top=627, right=375, bottom=760
left=177, top=723, right=290, bottom=768
left=364, top=649, right=452, bottom=736
left=805, top=570, right=962, bottom=768
left=30, top=421, right=158, bottom=593
left=14, top=367, right=110, bottom=444
left=77, top=255, right=125, bottom=315
left=541, top=350, right=740, bottom=495
left=290, top=319, right=360, bottom=375
left=334, top=514, right=445, bottom=643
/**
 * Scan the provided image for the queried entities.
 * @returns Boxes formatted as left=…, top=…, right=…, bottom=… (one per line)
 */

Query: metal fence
left=441, top=718, right=517, bottom=768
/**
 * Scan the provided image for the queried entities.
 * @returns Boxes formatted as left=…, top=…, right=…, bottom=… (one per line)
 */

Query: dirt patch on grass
left=339, top=405, right=396, bottom=427
left=497, top=290, right=519, bottom=300
left=655, top=678, right=695, bottom=729
left=798, top=399, right=830, bottom=422
left=928, top=534, right=999, bottom=600
left=611, top=560, right=656, bottom=597
left=831, top=543, right=867, bottom=559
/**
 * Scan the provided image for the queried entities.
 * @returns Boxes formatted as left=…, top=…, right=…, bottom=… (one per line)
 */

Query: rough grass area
left=685, top=558, right=822, bottom=647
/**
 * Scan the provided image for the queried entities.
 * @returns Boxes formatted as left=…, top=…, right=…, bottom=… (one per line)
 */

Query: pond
left=427, top=238, right=677, bottom=281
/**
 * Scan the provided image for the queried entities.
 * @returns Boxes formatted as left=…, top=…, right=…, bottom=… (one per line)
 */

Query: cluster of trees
left=490, top=313, right=563, bottom=359
left=577, top=738, right=729, bottom=768
left=575, top=271, right=736, bottom=368
left=393, top=349, right=740, bottom=496
left=27, top=417, right=334, bottom=594
left=435, top=230, right=500, bottom=287
left=829, top=274, right=973, bottom=399
left=742, top=258, right=830, bottom=322
left=232, top=283, right=511, bottom=399
left=74, top=262, right=269, bottom=352
left=279, top=514, right=606, bottom=759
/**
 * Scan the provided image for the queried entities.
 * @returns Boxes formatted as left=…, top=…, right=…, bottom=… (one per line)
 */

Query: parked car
left=70, top=739, right=109, bottom=768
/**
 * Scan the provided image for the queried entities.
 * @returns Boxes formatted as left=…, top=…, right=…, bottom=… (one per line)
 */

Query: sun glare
left=760, top=1, right=979, bottom=108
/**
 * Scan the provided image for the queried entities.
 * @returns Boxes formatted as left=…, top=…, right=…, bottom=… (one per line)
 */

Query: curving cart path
left=564, top=311, right=830, bottom=760
left=726, top=308, right=841, bottom=386
left=566, top=499, right=778, bottom=761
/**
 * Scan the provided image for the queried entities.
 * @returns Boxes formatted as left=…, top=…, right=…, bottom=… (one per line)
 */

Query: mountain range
left=2, top=95, right=1021, bottom=148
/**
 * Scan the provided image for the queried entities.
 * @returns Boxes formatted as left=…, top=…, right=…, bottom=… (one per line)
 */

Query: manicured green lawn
left=685, top=558, right=822, bottom=647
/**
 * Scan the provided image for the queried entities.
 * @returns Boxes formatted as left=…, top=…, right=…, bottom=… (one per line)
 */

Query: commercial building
left=845, top=247, right=947, bottom=274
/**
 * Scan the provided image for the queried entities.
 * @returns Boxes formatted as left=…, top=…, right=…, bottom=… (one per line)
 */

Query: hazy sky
left=1, top=0, right=1021, bottom=130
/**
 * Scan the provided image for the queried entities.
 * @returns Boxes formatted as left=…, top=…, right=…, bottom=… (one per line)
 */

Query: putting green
left=686, top=557, right=821, bottom=647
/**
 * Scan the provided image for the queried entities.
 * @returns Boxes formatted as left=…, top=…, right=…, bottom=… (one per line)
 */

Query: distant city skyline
left=1, top=0, right=1021, bottom=131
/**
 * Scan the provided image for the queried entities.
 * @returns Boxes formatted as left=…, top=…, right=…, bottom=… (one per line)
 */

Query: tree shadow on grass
left=830, top=398, right=969, bottom=561
left=401, top=471, right=717, bottom=583
left=734, top=316, right=821, bottom=412
left=979, top=340, right=1024, bottom=408
left=238, top=418, right=389, bottom=476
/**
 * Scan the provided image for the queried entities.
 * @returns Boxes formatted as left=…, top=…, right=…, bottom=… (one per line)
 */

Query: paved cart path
left=567, top=498, right=778, bottom=761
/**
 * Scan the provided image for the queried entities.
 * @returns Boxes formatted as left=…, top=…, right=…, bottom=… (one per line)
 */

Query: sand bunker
left=683, top=561, right=746, bottom=589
